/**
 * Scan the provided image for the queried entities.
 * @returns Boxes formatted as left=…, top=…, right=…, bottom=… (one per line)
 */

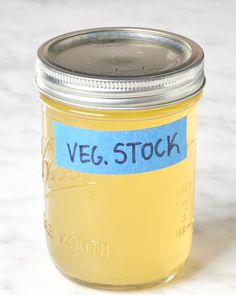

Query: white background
left=1, top=0, right=236, bottom=294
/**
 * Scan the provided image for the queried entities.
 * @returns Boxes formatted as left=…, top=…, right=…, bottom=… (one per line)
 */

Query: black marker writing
left=65, top=132, right=182, bottom=167
left=66, top=143, right=78, bottom=163
left=167, top=132, right=180, bottom=156
left=154, top=139, right=165, bottom=157
left=113, top=143, right=127, bottom=164
left=56, top=117, right=186, bottom=173
left=126, top=142, right=142, bottom=163
left=79, top=145, right=90, bottom=163
left=91, top=146, right=103, bottom=165
left=141, top=142, right=154, bottom=160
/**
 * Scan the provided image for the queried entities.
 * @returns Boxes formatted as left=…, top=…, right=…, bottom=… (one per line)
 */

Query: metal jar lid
left=35, top=27, right=205, bottom=110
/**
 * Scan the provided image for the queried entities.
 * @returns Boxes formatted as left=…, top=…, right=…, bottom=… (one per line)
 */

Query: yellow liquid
left=40, top=92, right=202, bottom=288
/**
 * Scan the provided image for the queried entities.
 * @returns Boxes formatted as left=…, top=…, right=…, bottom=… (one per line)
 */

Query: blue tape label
left=54, top=117, right=187, bottom=175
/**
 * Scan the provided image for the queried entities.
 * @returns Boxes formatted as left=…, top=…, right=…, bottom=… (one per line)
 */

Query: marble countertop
left=1, top=0, right=236, bottom=294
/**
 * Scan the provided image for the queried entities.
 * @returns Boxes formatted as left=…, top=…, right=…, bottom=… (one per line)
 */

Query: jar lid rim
left=35, top=27, right=205, bottom=109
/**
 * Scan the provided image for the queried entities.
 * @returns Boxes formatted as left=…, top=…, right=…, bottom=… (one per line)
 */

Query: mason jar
left=35, top=27, right=205, bottom=290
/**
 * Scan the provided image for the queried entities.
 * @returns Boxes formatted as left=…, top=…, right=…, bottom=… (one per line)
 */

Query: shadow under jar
left=35, top=27, right=205, bottom=290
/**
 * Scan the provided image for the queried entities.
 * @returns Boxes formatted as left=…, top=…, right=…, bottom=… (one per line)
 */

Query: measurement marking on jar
left=182, top=200, right=188, bottom=223
left=175, top=181, right=193, bottom=197
left=44, top=218, right=53, bottom=239
left=176, top=222, right=193, bottom=237
left=59, top=233, right=110, bottom=257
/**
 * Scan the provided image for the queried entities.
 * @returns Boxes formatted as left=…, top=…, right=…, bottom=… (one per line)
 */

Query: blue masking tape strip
left=54, top=117, right=187, bottom=175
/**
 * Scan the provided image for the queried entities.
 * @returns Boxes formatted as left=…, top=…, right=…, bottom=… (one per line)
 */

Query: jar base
left=59, top=270, right=177, bottom=291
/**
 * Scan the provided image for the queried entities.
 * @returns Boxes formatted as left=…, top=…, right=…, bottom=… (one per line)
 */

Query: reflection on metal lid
left=36, top=27, right=205, bottom=109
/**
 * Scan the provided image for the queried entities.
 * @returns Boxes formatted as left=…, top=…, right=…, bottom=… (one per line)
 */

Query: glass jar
left=35, top=27, right=205, bottom=289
